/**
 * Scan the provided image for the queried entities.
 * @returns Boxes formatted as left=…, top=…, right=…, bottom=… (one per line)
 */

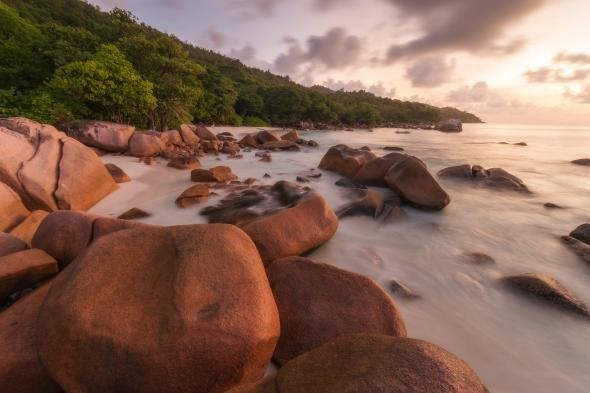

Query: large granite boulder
left=242, top=191, right=339, bottom=265
left=228, top=335, right=489, bottom=393
left=436, top=118, right=463, bottom=133
left=59, top=120, right=135, bottom=152
left=0, top=249, right=58, bottom=299
left=438, top=164, right=530, bottom=193
left=0, top=283, right=62, bottom=393
left=352, top=152, right=406, bottom=186
left=503, top=273, right=589, bottom=317
left=318, top=145, right=377, bottom=178
left=0, top=182, right=29, bottom=232
left=37, top=224, right=280, bottom=393
left=127, top=131, right=164, bottom=157
left=32, top=211, right=150, bottom=267
left=385, top=156, right=450, bottom=210
left=0, top=233, right=28, bottom=258
left=255, top=130, right=280, bottom=144
left=0, top=118, right=117, bottom=212
left=177, top=124, right=200, bottom=145
left=194, top=124, right=218, bottom=141
left=268, top=257, right=407, bottom=365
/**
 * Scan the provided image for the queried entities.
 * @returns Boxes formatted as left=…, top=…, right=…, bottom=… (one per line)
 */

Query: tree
left=118, top=34, right=205, bottom=130
left=263, top=87, right=311, bottom=126
left=193, top=68, right=240, bottom=125
left=49, top=44, right=156, bottom=124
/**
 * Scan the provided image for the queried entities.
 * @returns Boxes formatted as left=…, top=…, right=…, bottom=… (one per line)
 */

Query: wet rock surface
left=105, top=163, right=131, bottom=183
left=117, top=207, right=151, bottom=220
left=438, top=164, right=530, bottom=193
left=176, top=184, right=211, bottom=208
left=570, top=224, right=590, bottom=245
left=268, top=257, right=407, bottom=365
left=389, top=279, right=422, bottom=300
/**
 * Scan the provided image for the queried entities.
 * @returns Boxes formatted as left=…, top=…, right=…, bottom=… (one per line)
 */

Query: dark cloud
left=384, top=0, right=546, bottom=62
left=554, top=52, right=590, bottom=64
left=564, top=84, right=590, bottom=104
left=322, top=78, right=396, bottom=97
left=405, top=57, right=456, bottom=88
left=273, top=28, right=365, bottom=74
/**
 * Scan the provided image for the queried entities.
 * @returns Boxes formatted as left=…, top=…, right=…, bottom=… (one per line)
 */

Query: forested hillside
left=0, top=0, right=482, bottom=129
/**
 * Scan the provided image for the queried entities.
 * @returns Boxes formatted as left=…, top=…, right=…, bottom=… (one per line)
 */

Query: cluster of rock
left=437, top=164, right=531, bottom=193
left=319, top=144, right=450, bottom=215
left=0, top=207, right=490, bottom=392
left=0, top=118, right=118, bottom=235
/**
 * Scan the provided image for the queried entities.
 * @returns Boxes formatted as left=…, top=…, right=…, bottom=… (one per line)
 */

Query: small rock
left=572, top=158, right=590, bottom=166
left=503, top=273, right=589, bottom=317
left=167, top=156, right=200, bottom=170
left=281, top=130, right=299, bottom=142
left=296, top=176, right=310, bottom=183
left=191, top=166, right=237, bottom=183
left=117, top=208, right=151, bottom=220
left=263, top=173, right=271, bottom=178
left=544, top=202, right=563, bottom=209
left=383, top=146, right=404, bottom=151
left=389, top=279, right=421, bottom=300
left=514, top=142, right=528, bottom=146
left=396, top=130, right=411, bottom=134
left=105, top=163, right=131, bottom=183
left=336, top=190, right=384, bottom=219
left=176, top=185, right=211, bottom=208
left=570, top=224, right=590, bottom=245
left=561, top=236, right=590, bottom=263
left=261, top=140, right=300, bottom=151
left=463, top=252, right=495, bottom=265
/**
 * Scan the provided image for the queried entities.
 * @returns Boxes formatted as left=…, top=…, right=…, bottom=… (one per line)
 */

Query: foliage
left=0, top=0, right=482, bottom=128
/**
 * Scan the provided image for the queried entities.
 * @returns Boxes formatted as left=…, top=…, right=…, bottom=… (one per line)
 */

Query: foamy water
left=91, top=124, right=590, bottom=393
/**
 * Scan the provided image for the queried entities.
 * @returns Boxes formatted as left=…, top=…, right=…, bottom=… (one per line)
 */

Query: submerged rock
left=561, top=236, right=590, bottom=263
left=385, top=156, right=450, bottom=210
left=388, top=279, right=422, bottom=300
left=268, top=257, right=407, bottom=366
left=0, top=283, right=62, bottom=393
left=37, top=224, right=280, bottom=393
left=438, top=164, right=530, bottom=193
left=336, top=190, right=384, bottom=219
left=571, top=158, right=590, bottom=166
left=544, top=202, right=563, bottom=209
left=463, top=252, right=496, bottom=266
left=503, top=273, right=589, bottom=317
left=228, top=335, right=489, bottom=393
left=105, top=163, right=131, bottom=183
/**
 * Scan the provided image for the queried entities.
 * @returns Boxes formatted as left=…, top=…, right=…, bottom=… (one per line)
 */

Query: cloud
left=405, top=57, right=456, bottom=88
left=564, top=84, right=590, bottom=104
left=272, top=28, right=365, bottom=74
left=224, top=0, right=348, bottom=18
left=554, top=52, right=590, bottom=64
left=447, top=81, right=530, bottom=109
left=322, top=78, right=396, bottom=97
left=228, top=45, right=273, bottom=69
left=384, top=0, right=546, bottom=62
left=524, top=52, right=590, bottom=83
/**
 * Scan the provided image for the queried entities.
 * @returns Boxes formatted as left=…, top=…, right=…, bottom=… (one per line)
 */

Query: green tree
left=263, top=86, right=311, bottom=126
left=194, top=68, right=240, bottom=125
left=49, top=44, right=156, bottom=124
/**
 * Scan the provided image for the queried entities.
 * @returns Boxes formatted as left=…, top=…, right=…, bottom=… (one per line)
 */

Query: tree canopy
left=0, top=0, right=482, bottom=129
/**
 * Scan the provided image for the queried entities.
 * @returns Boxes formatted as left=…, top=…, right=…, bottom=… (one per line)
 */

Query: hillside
left=0, top=0, right=482, bottom=129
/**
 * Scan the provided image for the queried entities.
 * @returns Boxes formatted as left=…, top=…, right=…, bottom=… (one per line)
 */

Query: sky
left=89, top=0, right=590, bottom=125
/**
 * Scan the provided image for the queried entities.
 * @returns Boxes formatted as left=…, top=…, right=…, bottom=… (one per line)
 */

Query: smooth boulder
left=9, top=210, right=49, bottom=246
left=105, top=163, right=131, bottom=183
left=438, top=164, right=530, bottom=193
left=352, top=152, right=406, bottom=186
left=60, top=121, right=135, bottom=152
left=504, top=273, right=589, bottom=317
left=0, top=283, right=62, bottom=393
left=268, top=257, right=407, bottom=365
left=0, top=249, right=58, bottom=299
left=228, top=335, right=489, bottom=393
left=37, top=224, right=280, bottom=393
left=385, top=156, right=450, bottom=210
left=242, top=192, right=339, bottom=265
left=127, top=132, right=164, bottom=157
left=318, top=145, right=377, bottom=178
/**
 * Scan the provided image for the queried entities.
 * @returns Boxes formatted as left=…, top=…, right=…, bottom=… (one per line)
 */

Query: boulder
left=176, top=184, right=210, bottom=208
left=32, top=211, right=149, bottom=267
left=127, top=132, right=164, bottom=157
left=191, top=166, right=237, bottom=183
left=37, top=224, right=280, bottom=393
left=255, top=130, right=280, bottom=144
left=0, top=117, right=62, bottom=140
left=222, top=141, right=242, bottom=155
left=228, top=335, right=489, bottom=393
left=352, top=152, right=406, bottom=186
left=9, top=210, right=49, bottom=246
left=561, top=236, right=590, bottom=264
left=0, top=249, right=58, bottom=299
left=281, top=130, right=299, bottom=142
left=572, top=158, right=590, bottom=166
left=161, top=130, right=183, bottom=145
left=504, top=273, right=589, bottom=317
left=318, top=145, right=377, bottom=178
left=105, top=163, right=131, bottom=183
left=261, top=140, right=300, bottom=151
left=55, top=138, right=118, bottom=210
left=570, top=224, right=590, bottom=245
left=59, top=120, right=135, bottom=152
left=436, top=118, right=463, bottom=133
left=0, top=183, right=29, bottom=232
left=268, top=257, right=407, bottom=365
left=385, top=156, right=450, bottom=210
left=117, top=208, right=151, bottom=220
left=336, top=190, right=384, bottom=219
left=167, top=156, right=201, bottom=170
left=0, top=233, right=28, bottom=258
left=438, top=164, right=530, bottom=193
left=194, top=124, right=218, bottom=141
left=0, top=125, right=37, bottom=199
left=0, top=283, right=62, bottom=393
left=178, top=125, right=199, bottom=145
left=242, top=192, right=339, bottom=265
left=238, top=134, right=258, bottom=148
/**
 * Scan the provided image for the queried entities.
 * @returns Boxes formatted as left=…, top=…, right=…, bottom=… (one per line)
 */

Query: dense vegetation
left=0, top=0, right=482, bottom=129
